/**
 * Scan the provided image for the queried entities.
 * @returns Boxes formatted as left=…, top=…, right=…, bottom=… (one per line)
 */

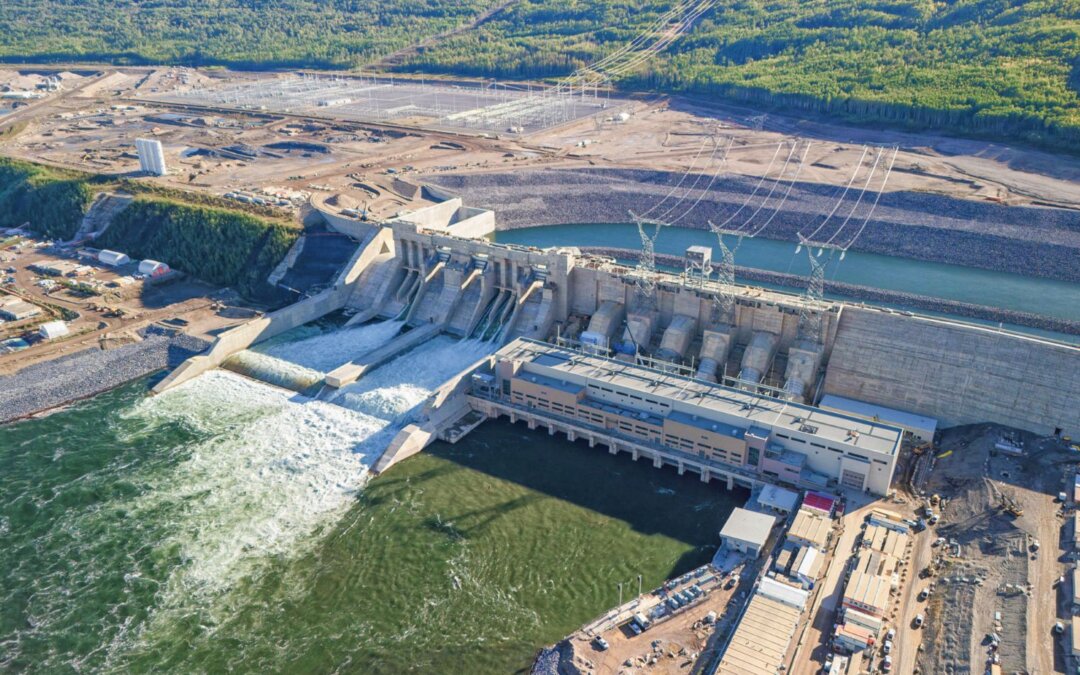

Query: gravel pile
left=0, top=333, right=209, bottom=424
left=430, top=169, right=1080, bottom=282
left=586, top=247, right=1080, bottom=336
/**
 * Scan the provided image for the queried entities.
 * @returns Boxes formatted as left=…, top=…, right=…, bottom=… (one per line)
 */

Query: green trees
left=96, top=197, right=299, bottom=297
left=0, top=0, right=501, bottom=68
left=1, top=0, right=1080, bottom=149
left=0, top=158, right=94, bottom=240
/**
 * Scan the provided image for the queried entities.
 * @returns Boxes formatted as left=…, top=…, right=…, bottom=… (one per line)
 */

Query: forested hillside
left=0, top=0, right=501, bottom=69
left=2, top=0, right=1080, bottom=149
left=97, top=197, right=299, bottom=297
left=0, top=158, right=94, bottom=240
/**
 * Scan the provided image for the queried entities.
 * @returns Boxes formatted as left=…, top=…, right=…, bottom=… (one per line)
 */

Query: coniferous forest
left=1, top=0, right=1079, bottom=149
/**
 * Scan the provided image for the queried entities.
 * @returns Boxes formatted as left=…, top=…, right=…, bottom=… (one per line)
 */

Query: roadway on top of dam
left=493, top=223, right=1080, bottom=325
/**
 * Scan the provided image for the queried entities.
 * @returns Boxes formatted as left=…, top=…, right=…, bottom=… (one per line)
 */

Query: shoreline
left=429, top=168, right=1080, bottom=284
left=582, top=246, right=1080, bottom=337
left=0, top=331, right=209, bottom=425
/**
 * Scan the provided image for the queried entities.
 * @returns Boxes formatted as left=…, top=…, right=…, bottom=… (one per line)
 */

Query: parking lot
left=563, top=564, right=747, bottom=674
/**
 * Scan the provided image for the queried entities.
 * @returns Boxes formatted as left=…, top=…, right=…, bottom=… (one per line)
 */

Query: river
left=494, top=223, right=1080, bottom=323
left=0, top=320, right=744, bottom=673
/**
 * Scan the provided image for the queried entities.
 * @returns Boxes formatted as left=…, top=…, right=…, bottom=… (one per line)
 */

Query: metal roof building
left=719, top=508, right=776, bottom=557
left=715, top=592, right=802, bottom=675
left=787, top=507, right=832, bottom=550
left=757, top=484, right=799, bottom=514
left=819, top=394, right=938, bottom=442
left=865, top=523, right=909, bottom=559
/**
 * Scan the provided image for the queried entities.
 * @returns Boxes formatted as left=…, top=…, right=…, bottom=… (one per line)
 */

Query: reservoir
left=494, top=223, right=1080, bottom=323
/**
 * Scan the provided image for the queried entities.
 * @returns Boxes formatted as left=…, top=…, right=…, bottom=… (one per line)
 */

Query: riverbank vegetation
left=0, top=157, right=94, bottom=239
left=0, top=157, right=299, bottom=297
left=96, top=197, right=299, bottom=297
left=4, top=0, right=1078, bottom=151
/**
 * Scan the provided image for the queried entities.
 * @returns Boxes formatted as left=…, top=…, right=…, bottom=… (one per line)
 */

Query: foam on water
left=222, top=319, right=405, bottom=391
left=253, top=319, right=405, bottom=372
left=331, top=336, right=494, bottom=417
left=221, top=350, right=325, bottom=391
left=111, top=333, right=494, bottom=657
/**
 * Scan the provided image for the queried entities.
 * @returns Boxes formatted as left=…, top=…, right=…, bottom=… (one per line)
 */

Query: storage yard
left=0, top=231, right=252, bottom=418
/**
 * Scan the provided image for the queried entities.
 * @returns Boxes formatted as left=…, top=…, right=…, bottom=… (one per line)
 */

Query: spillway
left=221, top=320, right=405, bottom=392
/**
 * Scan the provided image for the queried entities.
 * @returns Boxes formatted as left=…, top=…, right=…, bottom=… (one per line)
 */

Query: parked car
left=918, top=588, right=929, bottom=601
left=882, top=655, right=893, bottom=671
left=913, top=614, right=924, bottom=628
left=593, top=636, right=609, bottom=651
left=882, top=640, right=892, bottom=654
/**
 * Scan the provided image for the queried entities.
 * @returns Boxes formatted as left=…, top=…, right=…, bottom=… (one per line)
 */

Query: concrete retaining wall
left=151, top=286, right=351, bottom=393
left=822, top=307, right=1080, bottom=436
left=318, top=209, right=378, bottom=240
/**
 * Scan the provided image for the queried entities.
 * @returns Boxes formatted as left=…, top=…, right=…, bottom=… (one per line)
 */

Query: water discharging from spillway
left=0, top=321, right=494, bottom=670
left=221, top=319, right=405, bottom=392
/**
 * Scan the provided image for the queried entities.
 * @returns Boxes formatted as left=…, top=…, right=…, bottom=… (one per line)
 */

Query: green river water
left=0, top=361, right=744, bottom=673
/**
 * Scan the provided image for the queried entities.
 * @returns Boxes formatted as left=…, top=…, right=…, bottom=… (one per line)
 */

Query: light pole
left=618, top=581, right=623, bottom=608
left=637, top=574, right=643, bottom=598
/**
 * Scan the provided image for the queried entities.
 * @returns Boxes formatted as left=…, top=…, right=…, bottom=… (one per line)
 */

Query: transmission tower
left=796, top=235, right=835, bottom=344
left=707, top=220, right=744, bottom=325
left=629, top=210, right=664, bottom=311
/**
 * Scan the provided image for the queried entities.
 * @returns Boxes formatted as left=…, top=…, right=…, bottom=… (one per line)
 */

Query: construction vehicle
left=1001, top=494, right=1024, bottom=518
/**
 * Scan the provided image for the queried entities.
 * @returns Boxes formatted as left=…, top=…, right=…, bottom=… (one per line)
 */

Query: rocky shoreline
left=583, top=246, right=1080, bottom=337
left=0, top=331, right=209, bottom=424
left=429, top=168, right=1080, bottom=283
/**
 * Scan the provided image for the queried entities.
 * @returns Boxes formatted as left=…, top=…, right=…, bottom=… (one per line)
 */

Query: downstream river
left=0, top=320, right=743, bottom=673
left=495, top=223, right=1080, bottom=323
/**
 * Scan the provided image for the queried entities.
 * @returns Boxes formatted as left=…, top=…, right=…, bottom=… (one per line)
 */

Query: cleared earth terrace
left=142, top=73, right=630, bottom=135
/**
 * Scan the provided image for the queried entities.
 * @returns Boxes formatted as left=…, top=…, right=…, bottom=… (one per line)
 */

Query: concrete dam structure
left=156, top=191, right=1080, bottom=481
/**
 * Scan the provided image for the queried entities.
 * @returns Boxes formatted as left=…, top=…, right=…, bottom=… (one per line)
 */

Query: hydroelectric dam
left=155, top=190, right=1080, bottom=493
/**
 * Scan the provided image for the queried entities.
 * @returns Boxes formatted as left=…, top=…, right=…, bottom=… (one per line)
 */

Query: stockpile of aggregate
left=0, top=332, right=209, bottom=424
left=430, top=169, right=1080, bottom=282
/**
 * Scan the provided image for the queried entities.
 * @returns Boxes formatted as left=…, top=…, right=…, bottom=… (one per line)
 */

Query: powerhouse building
left=468, top=339, right=902, bottom=496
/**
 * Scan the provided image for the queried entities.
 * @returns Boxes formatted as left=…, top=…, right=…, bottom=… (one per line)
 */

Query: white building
left=135, top=138, right=167, bottom=176
left=39, top=320, right=69, bottom=340
left=98, top=250, right=131, bottom=267
left=756, top=484, right=799, bottom=514
left=719, top=508, right=776, bottom=557
left=138, top=259, right=170, bottom=277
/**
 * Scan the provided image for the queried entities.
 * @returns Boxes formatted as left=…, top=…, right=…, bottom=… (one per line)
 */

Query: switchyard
left=143, top=73, right=631, bottom=136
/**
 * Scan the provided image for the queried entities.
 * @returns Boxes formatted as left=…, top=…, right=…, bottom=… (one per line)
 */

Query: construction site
left=2, top=5, right=1079, bottom=672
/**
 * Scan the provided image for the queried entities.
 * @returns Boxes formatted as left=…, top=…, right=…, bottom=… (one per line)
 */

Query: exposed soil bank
left=430, top=169, right=1080, bottom=283
left=583, top=246, right=1080, bottom=337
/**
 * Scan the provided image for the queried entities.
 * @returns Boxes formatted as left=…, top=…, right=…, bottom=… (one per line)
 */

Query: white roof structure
left=720, top=508, right=776, bottom=549
left=795, top=546, right=821, bottom=580
left=98, top=249, right=130, bottom=266
left=819, top=394, right=938, bottom=441
left=758, top=577, right=810, bottom=609
left=39, top=320, right=69, bottom=339
left=757, top=484, right=799, bottom=513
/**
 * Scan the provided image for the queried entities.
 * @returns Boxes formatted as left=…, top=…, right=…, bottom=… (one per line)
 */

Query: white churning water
left=113, top=328, right=494, bottom=652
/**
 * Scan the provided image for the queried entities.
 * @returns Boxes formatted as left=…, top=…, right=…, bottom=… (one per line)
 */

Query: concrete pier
left=324, top=324, right=440, bottom=389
